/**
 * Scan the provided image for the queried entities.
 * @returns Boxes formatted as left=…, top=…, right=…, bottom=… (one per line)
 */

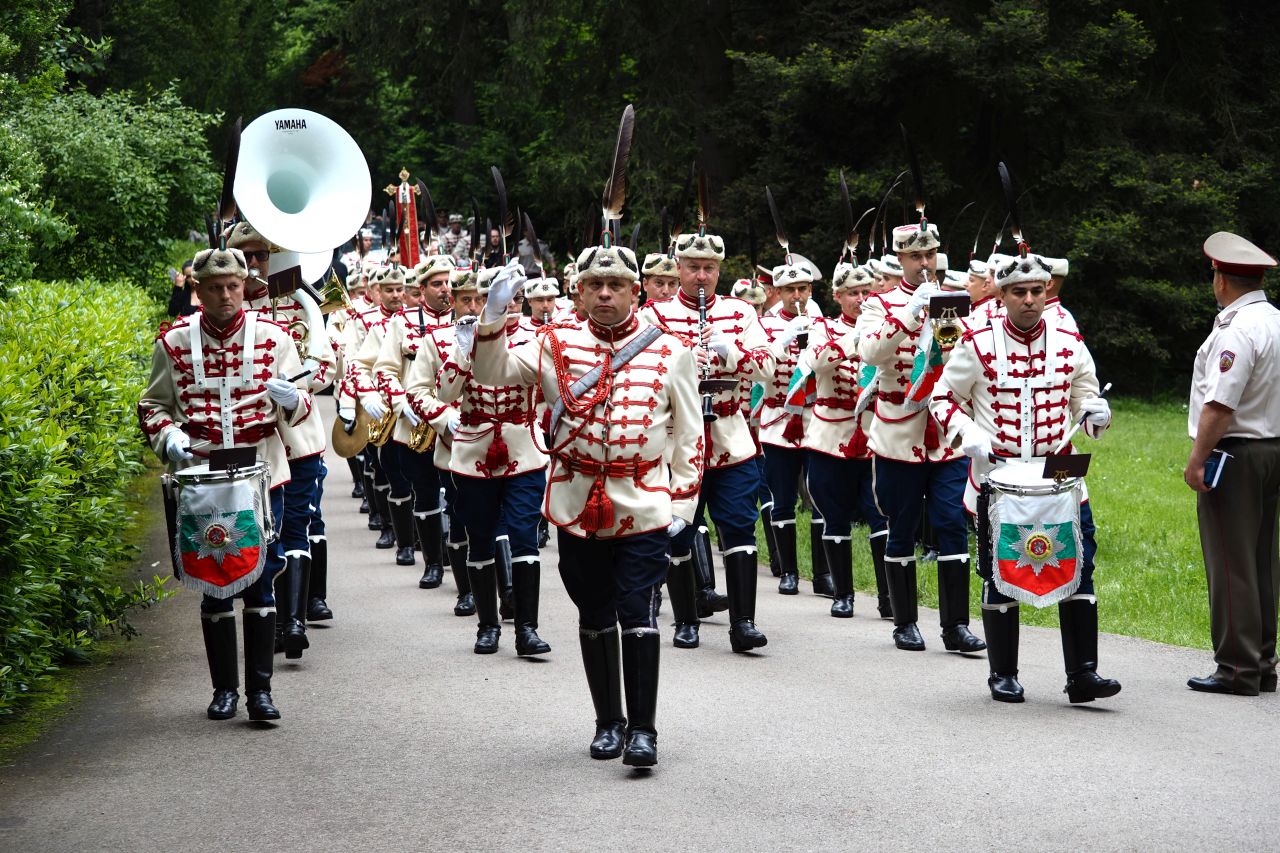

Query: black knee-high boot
left=886, top=556, right=924, bottom=650
left=387, top=495, right=416, bottom=565
left=278, top=554, right=310, bottom=660
left=243, top=608, right=281, bottom=721
left=826, top=537, right=854, bottom=618
left=373, top=488, right=395, bottom=547
left=448, top=537, right=475, bottom=616
left=666, top=556, right=700, bottom=648
left=495, top=537, right=514, bottom=620
left=982, top=603, right=1024, bottom=702
left=513, top=559, right=551, bottom=656
left=810, top=517, right=834, bottom=597
left=1059, top=597, right=1121, bottom=703
left=306, top=537, right=333, bottom=621
left=579, top=625, right=626, bottom=759
left=470, top=560, right=501, bottom=654
left=870, top=533, right=892, bottom=619
left=725, top=550, right=768, bottom=653
left=774, top=521, right=799, bottom=594
left=201, top=613, right=238, bottom=719
left=693, top=525, right=729, bottom=616
left=621, top=629, right=660, bottom=767
left=416, top=510, right=444, bottom=588
left=347, top=457, right=365, bottom=499
left=760, top=504, right=782, bottom=577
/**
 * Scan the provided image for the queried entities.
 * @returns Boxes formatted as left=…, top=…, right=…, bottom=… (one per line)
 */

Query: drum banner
left=987, top=486, right=1083, bottom=608
left=173, top=478, right=267, bottom=598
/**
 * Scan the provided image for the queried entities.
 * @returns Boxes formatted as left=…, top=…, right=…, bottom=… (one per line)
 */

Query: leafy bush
left=0, top=279, right=170, bottom=716
left=6, top=86, right=219, bottom=286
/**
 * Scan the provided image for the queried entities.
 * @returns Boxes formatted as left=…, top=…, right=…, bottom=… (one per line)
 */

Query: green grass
left=755, top=399, right=1209, bottom=649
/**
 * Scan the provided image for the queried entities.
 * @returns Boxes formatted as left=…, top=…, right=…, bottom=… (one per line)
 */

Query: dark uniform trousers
left=1197, top=436, right=1280, bottom=691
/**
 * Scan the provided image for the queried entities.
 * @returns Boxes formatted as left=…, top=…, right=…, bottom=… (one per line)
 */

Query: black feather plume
left=629, top=222, right=641, bottom=253
left=522, top=210, right=542, bottom=275
left=205, top=212, right=218, bottom=250
left=696, top=166, right=710, bottom=233
left=420, top=182, right=438, bottom=253
left=970, top=207, right=990, bottom=262
left=218, top=116, right=242, bottom=223
left=491, top=166, right=513, bottom=260
left=601, top=104, right=635, bottom=230
left=765, top=185, right=789, bottom=258
left=997, top=162, right=1025, bottom=254
left=900, top=123, right=926, bottom=225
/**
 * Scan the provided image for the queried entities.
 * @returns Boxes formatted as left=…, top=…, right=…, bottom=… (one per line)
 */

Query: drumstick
left=285, top=369, right=313, bottom=383
left=1052, top=382, right=1112, bottom=454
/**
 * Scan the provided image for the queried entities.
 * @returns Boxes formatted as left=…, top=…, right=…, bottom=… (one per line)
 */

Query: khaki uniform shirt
left=1190, top=290, right=1280, bottom=440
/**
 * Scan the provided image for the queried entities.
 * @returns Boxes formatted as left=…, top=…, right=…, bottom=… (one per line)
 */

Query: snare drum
left=983, top=460, right=1084, bottom=608
left=164, top=462, right=274, bottom=599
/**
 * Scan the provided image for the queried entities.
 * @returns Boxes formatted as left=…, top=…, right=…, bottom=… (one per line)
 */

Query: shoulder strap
left=548, top=325, right=664, bottom=439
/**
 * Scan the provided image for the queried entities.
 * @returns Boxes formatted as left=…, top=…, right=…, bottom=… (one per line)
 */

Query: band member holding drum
left=859, top=223, right=987, bottom=654
left=374, top=254, right=456, bottom=586
left=138, top=244, right=314, bottom=722
left=1185, top=231, right=1280, bottom=696
left=930, top=252, right=1117, bottom=703
left=470, top=244, right=703, bottom=769
left=226, top=221, right=338, bottom=655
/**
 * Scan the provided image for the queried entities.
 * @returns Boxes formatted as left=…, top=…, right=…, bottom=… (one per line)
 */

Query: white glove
left=960, top=424, right=993, bottom=460
left=447, top=417, right=460, bottom=436
left=705, top=327, right=731, bottom=363
left=776, top=314, right=811, bottom=347
left=1081, top=396, right=1111, bottom=428
left=667, top=517, right=688, bottom=538
left=402, top=405, right=422, bottom=428
left=481, top=259, right=527, bottom=325
left=337, top=406, right=356, bottom=426
left=363, top=399, right=387, bottom=421
left=454, top=316, right=478, bottom=357
left=907, top=282, right=942, bottom=320
left=165, top=431, right=193, bottom=462
left=266, top=377, right=300, bottom=411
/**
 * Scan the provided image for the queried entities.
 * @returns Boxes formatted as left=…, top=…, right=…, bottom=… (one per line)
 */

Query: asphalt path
left=2, top=409, right=1279, bottom=851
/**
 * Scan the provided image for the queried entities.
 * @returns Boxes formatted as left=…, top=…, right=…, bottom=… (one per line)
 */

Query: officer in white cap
left=1185, top=231, right=1280, bottom=695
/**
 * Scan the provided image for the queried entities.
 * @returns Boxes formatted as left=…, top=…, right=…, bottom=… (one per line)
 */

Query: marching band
left=159, top=101, right=1280, bottom=773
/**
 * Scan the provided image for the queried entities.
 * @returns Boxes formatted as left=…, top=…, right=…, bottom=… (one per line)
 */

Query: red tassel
left=580, top=478, right=614, bottom=533
left=782, top=414, right=804, bottom=444
left=923, top=416, right=939, bottom=451
left=485, top=430, right=510, bottom=471
left=846, top=426, right=868, bottom=458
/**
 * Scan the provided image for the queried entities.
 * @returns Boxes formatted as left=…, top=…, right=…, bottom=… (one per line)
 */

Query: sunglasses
left=241, top=250, right=272, bottom=263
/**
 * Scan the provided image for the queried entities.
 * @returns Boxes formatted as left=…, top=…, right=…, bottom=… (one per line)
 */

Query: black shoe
left=246, top=690, right=281, bottom=721
left=778, top=573, right=799, bottom=595
left=591, top=720, right=626, bottom=760
left=306, top=597, right=333, bottom=622
left=941, top=624, right=987, bottom=653
left=812, top=573, right=835, bottom=598
left=419, top=564, right=443, bottom=589
left=359, top=496, right=370, bottom=514
left=1187, top=674, right=1258, bottom=696
left=673, top=623, right=699, bottom=649
left=396, top=546, right=415, bottom=566
left=830, top=594, right=853, bottom=618
left=474, top=625, right=501, bottom=654
left=729, top=620, right=768, bottom=653
left=1264, top=674, right=1277, bottom=693
left=622, top=729, right=657, bottom=767
left=1065, top=670, right=1122, bottom=704
left=351, top=482, right=365, bottom=499
left=696, top=589, right=729, bottom=617
left=516, top=627, right=551, bottom=657
left=367, top=512, right=382, bottom=530
left=989, top=674, right=1026, bottom=703
left=893, top=623, right=926, bottom=651
left=454, top=592, right=476, bottom=616
left=375, top=527, right=396, bottom=549
left=207, top=689, right=238, bottom=720
left=282, top=618, right=310, bottom=660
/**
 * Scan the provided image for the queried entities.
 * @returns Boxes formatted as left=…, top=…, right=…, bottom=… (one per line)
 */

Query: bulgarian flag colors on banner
left=989, top=486, right=1084, bottom=608
left=174, top=478, right=267, bottom=599
left=781, top=362, right=816, bottom=443
left=905, top=334, right=944, bottom=411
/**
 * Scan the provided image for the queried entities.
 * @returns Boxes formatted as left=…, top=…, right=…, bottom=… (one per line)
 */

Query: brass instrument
left=696, top=283, right=738, bottom=422
left=408, top=420, right=437, bottom=452
left=287, top=318, right=309, bottom=362
left=932, top=311, right=964, bottom=347
left=368, top=409, right=396, bottom=447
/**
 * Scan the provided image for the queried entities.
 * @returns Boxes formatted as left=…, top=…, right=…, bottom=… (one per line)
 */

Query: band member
left=404, top=263, right=486, bottom=618
left=556, top=266, right=588, bottom=324
left=435, top=265, right=551, bottom=656
left=1185, top=231, right=1280, bottom=696
left=859, top=223, right=986, bottom=653
left=226, top=222, right=337, bottom=654
left=965, top=259, right=1001, bottom=327
left=374, top=255, right=456, bottom=588
left=333, top=270, right=379, bottom=512
left=1041, top=256, right=1079, bottom=332
left=138, top=245, right=314, bottom=721
left=805, top=263, right=891, bottom=618
left=526, top=276, right=561, bottom=327
left=641, top=253, right=680, bottom=305
left=470, top=244, right=702, bottom=769
left=350, top=267, right=408, bottom=553
left=757, top=259, right=831, bottom=597
left=641, top=227, right=777, bottom=652
left=930, top=251, right=1116, bottom=703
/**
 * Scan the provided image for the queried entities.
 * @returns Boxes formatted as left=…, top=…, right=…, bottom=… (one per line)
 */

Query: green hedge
left=0, top=279, right=170, bottom=716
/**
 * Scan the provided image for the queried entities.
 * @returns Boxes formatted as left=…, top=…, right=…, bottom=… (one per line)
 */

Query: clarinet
left=796, top=296, right=809, bottom=350
left=699, top=283, right=717, bottom=423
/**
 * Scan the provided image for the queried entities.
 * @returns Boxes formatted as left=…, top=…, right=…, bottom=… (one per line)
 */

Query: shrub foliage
left=0, top=279, right=169, bottom=716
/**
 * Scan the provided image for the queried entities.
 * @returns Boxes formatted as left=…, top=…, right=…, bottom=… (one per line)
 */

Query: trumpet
left=932, top=313, right=964, bottom=348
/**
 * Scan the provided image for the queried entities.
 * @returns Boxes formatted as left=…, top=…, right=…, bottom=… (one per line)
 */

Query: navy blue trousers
left=455, top=469, right=545, bottom=562
left=280, top=454, right=324, bottom=555
left=807, top=452, right=886, bottom=538
left=557, top=529, right=669, bottom=631
left=672, top=459, right=761, bottom=558
left=872, top=456, right=969, bottom=560
left=385, top=442, right=442, bottom=514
